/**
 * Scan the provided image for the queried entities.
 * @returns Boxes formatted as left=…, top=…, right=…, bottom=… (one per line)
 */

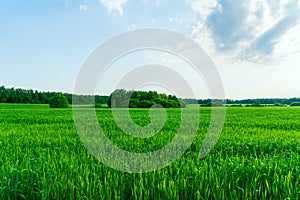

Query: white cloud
left=79, top=5, right=88, bottom=12
left=168, top=17, right=182, bottom=24
left=99, top=0, right=128, bottom=15
left=188, top=0, right=220, bottom=20
left=189, top=0, right=300, bottom=63
left=191, top=21, right=216, bottom=54
left=273, top=23, right=300, bottom=60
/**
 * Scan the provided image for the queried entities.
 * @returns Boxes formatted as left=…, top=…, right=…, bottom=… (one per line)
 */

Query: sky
left=1, top=0, right=300, bottom=99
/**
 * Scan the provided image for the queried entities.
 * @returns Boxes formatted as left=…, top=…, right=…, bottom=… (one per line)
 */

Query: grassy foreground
left=0, top=105, right=299, bottom=199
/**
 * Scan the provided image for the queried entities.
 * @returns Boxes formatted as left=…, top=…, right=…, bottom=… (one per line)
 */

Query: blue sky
left=1, top=0, right=300, bottom=99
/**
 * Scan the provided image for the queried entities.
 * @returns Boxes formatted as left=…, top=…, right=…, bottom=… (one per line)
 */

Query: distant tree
left=95, top=96, right=109, bottom=104
left=107, top=89, right=184, bottom=108
left=49, top=93, right=69, bottom=108
left=167, top=100, right=180, bottom=108
left=183, top=98, right=197, bottom=104
left=290, top=102, right=300, bottom=106
left=179, top=99, right=186, bottom=108
left=7, top=88, right=17, bottom=103
left=131, top=91, right=141, bottom=100
left=108, top=89, right=129, bottom=108
left=274, top=102, right=285, bottom=107
left=138, top=100, right=156, bottom=108
left=147, top=91, right=158, bottom=100
left=168, top=95, right=178, bottom=102
left=0, top=86, right=8, bottom=103
left=129, top=98, right=139, bottom=108
left=252, top=100, right=261, bottom=107
left=153, top=98, right=168, bottom=107
left=139, top=91, right=148, bottom=101
left=38, top=93, right=48, bottom=104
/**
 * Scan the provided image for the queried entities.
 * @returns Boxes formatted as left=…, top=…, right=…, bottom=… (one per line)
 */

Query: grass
left=0, top=103, right=49, bottom=109
left=0, top=105, right=299, bottom=199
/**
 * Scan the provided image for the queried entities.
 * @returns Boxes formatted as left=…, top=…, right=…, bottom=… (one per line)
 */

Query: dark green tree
left=129, top=98, right=139, bottom=108
left=49, top=93, right=69, bottom=108
left=108, top=89, right=129, bottom=108
left=108, top=89, right=184, bottom=108
left=138, top=100, right=156, bottom=108
left=290, top=102, right=300, bottom=106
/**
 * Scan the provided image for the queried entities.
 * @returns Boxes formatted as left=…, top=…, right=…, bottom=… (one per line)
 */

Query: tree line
left=108, top=89, right=185, bottom=108
left=0, top=86, right=108, bottom=105
left=184, top=98, right=300, bottom=106
left=1, top=86, right=300, bottom=107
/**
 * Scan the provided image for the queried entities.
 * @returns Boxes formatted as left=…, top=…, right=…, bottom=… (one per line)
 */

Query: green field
left=0, top=103, right=49, bottom=109
left=0, top=104, right=299, bottom=199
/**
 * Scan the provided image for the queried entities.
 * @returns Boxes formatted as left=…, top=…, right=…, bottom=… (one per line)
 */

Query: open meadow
left=0, top=104, right=299, bottom=199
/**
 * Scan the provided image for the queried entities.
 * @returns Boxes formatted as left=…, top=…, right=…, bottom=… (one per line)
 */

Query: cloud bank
left=189, top=0, right=300, bottom=63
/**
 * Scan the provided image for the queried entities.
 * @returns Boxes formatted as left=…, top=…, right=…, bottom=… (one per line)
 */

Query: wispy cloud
left=168, top=17, right=182, bottom=24
left=79, top=5, right=88, bottom=12
left=188, top=0, right=220, bottom=20
left=155, top=0, right=162, bottom=7
left=142, top=0, right=161, bottom=6
left=189, top=0, right=300, bottom=63
left=99, top=0, right=128, bottom=15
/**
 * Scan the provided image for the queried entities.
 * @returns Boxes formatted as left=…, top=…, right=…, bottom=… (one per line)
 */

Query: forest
left=1, top=86, right=300, bottom=106
left=108, top=89, right=185, bottom=108
left=184, top=97, right=300, bottom=106
left=0, top=86, right=108, bottom=105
